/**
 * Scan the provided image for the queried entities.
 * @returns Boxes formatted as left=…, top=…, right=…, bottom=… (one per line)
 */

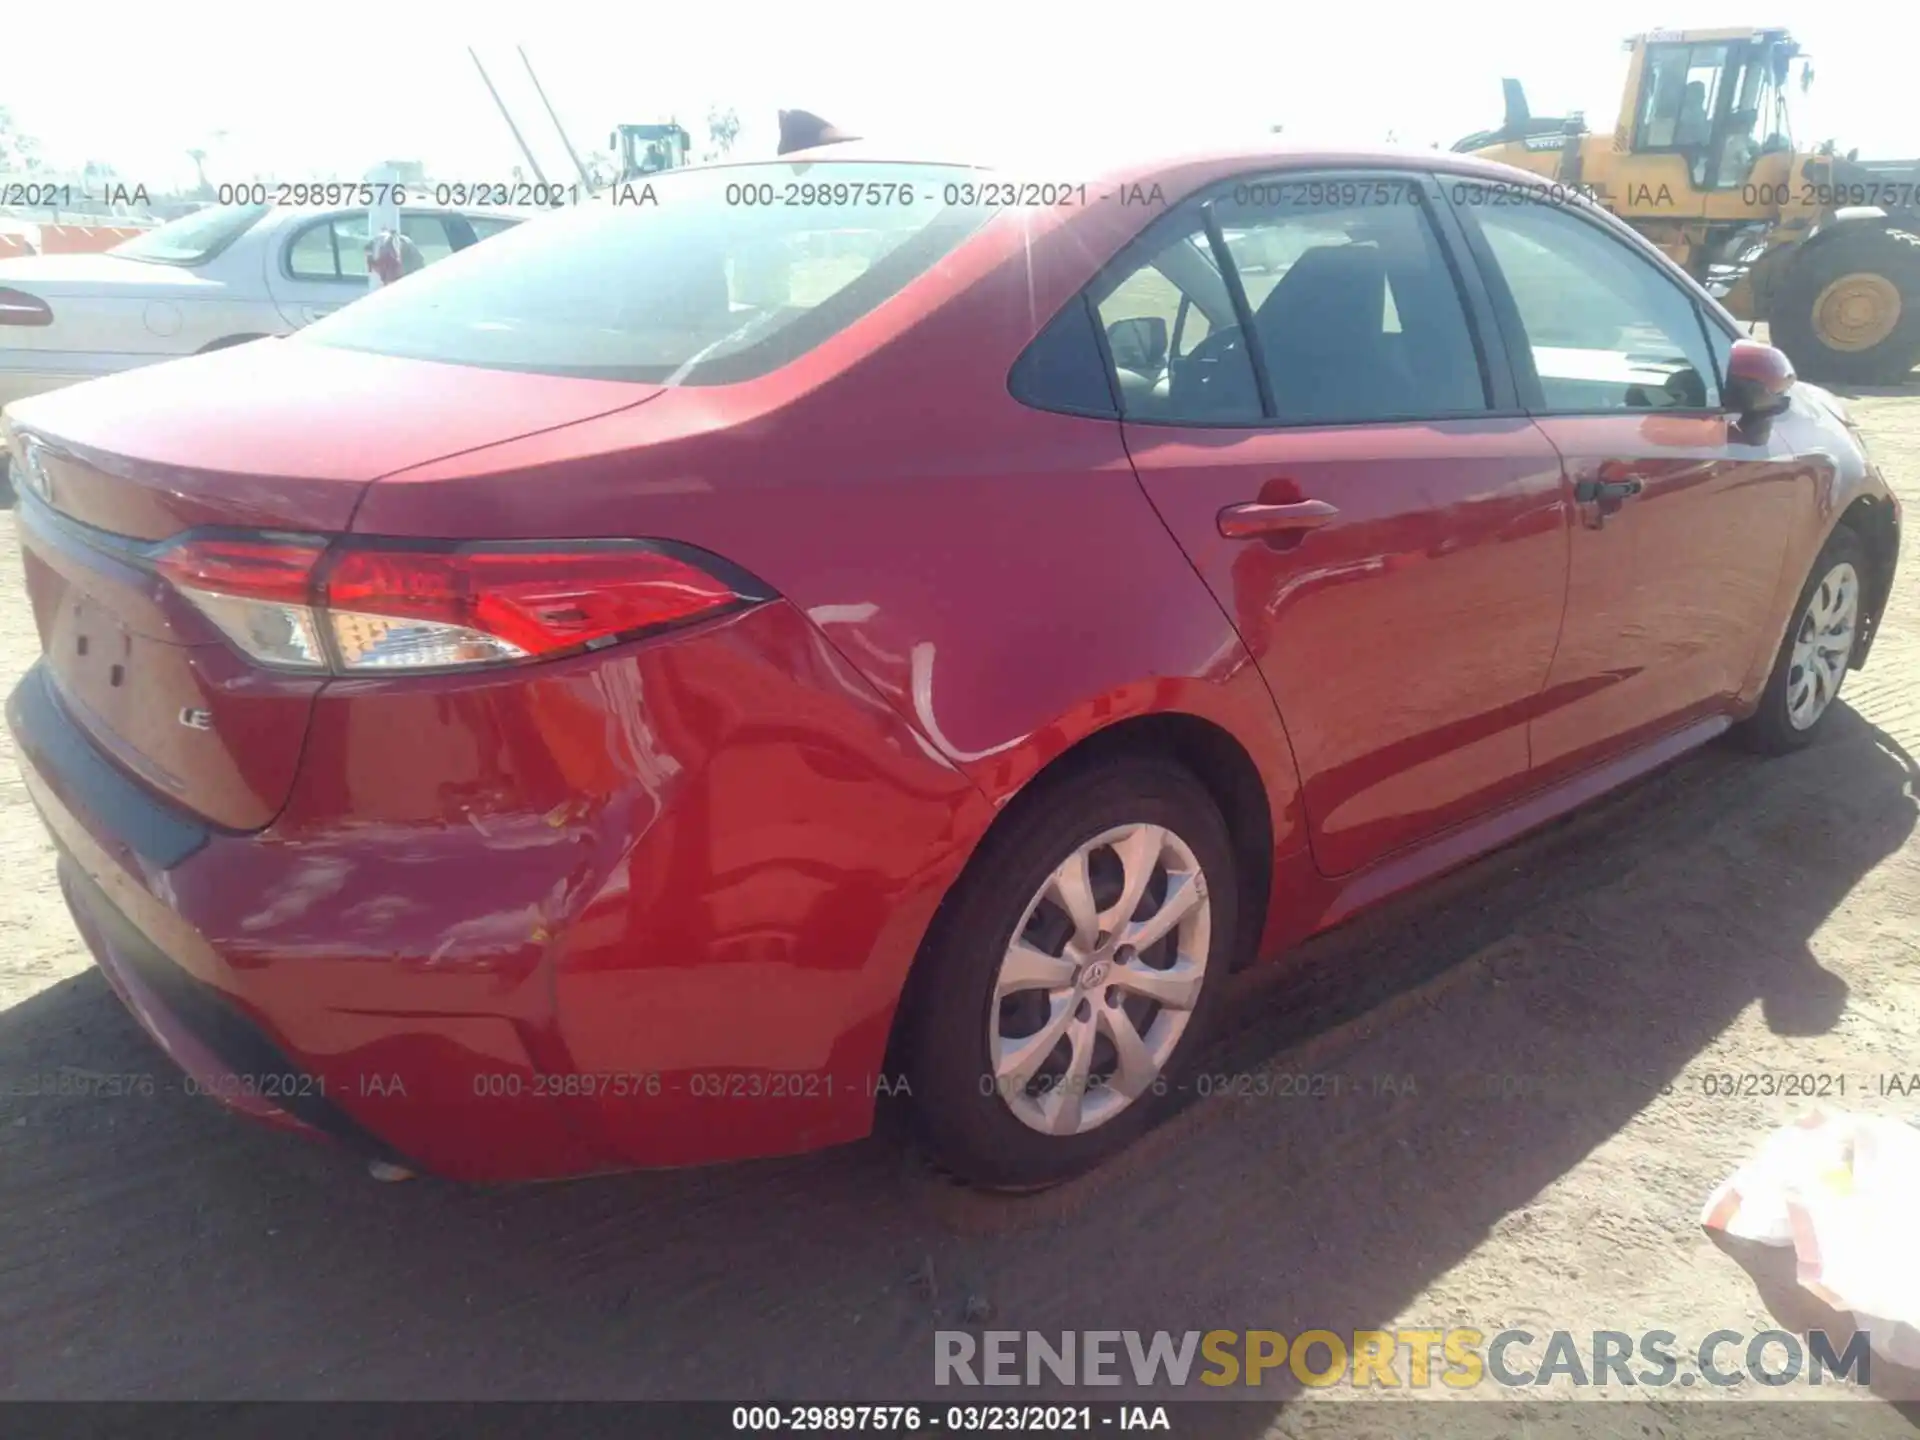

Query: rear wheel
left=1738, top=526, right=1869, bottom=754
left=905, top=758, right=1237, bottom=1190
left=1770, top=224, right=1920, bottom=384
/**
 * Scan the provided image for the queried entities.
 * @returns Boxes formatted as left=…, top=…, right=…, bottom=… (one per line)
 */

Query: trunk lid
left=9, top=341, right=663, bottom=831
left=0, top=251, right=188, bottom=292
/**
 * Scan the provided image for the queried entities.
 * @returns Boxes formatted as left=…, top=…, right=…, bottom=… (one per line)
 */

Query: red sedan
left=3, top=145, right=1901, bottom=1190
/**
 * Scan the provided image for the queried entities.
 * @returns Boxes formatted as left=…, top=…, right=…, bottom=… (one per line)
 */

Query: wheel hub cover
left=1812, top=272, right=1902, bottom=352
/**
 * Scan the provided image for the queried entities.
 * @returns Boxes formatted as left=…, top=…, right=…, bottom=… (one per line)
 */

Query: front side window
left=297, top=163, right=997, bottom=385
left=1710, top=48, right=1778, bottom=190
left=1210, top=179, right=1489, bottom=424
left=1638, top=44, right=1729, bottom=151
left=1465, top=193, right=1721, bottom=412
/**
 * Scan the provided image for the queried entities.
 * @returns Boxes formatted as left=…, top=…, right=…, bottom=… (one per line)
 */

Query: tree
left=187, top=149, right=212, bottom=198
left=1, top=106, right=45, bottom=172
left=582, top=148, right=618, bottom=188
left=704, top=106, right=741, bottom=162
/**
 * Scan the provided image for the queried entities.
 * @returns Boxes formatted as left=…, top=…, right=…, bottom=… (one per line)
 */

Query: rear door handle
left=1575, top=477, right=1643, bottom=503
left=1575, top=463, right=1645, bottom=504
left=1218, top=498, right=1340, bottom=539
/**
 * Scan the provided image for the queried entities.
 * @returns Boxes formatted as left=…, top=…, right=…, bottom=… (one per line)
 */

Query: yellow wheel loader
left=1458, top=28, right=1920, bottom=383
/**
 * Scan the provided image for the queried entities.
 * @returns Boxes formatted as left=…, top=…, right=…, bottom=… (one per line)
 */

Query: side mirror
left=1724, top=338, right=1795, bottom=417
left=1107, top=315, right=1169, bottom=374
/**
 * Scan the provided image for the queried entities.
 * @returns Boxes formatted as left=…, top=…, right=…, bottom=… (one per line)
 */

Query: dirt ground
left=3, top=381, right=1920, bottom=1435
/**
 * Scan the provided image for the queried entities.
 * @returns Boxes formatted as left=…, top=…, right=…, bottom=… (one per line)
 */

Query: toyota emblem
left=16, top=436, right=52, bottom=506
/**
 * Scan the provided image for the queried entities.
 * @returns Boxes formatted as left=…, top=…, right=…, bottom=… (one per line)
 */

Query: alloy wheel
left=987, top=823, right=1211, bottom=1137
left=1787, top=560, right=1860, bottom=731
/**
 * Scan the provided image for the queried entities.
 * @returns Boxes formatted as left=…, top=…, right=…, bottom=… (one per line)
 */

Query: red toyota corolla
left=3, top=145, right=1901, bottom=1190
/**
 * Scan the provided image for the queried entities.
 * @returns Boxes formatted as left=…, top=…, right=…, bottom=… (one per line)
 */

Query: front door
left=1448, top=183, right=1806, bottom=777
left=1098, top=176, right=1571, bottom=877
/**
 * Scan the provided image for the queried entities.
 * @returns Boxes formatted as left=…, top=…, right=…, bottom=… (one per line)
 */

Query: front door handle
left=1218, top=498, right=1340, bottom=539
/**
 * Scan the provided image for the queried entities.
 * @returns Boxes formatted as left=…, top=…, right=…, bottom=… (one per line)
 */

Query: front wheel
left=1738, top=526, right=1869, bottom=754
left=904, top=758, right=1237, bottom=1190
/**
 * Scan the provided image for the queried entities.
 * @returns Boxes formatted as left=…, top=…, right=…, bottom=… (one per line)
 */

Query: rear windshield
left=296, top=163, right=998, bottom=385
left=109, top=204, right=270, bottom=265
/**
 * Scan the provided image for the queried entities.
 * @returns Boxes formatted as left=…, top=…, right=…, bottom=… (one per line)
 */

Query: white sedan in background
left=0, top=201, right=526, bottom=413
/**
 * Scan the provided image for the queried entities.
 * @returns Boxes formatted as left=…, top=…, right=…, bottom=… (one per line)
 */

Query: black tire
left=904, top=757, right=1238, bottom=1191
left=1770, top=223, right=1920, bottom=385
left=1737, top=525, right=1871, bottom=754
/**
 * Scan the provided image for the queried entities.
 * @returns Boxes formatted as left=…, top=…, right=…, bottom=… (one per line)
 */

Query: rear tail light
left=155, top=536, right=331, bottom=669
left=152, top=535, right=758, bottom=674
left=0, top=287, right=54, bottom=327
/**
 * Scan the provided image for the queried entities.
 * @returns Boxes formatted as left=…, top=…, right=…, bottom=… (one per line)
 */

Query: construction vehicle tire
left=1770, top=222, right=1920, bottom=385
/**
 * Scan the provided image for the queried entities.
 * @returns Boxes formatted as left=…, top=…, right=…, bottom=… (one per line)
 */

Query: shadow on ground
left=1829, top=375, right=1920, bottom=402
left=0, top=706, right=1913, bottom=1425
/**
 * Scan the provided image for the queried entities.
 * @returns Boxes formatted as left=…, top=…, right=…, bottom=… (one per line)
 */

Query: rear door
left=265, top=209, right=372, bottom=327
left=1443, top=181, right=1805, bottom=777
left=1106, top=172, right=1571, bottom=877
left=399, top=211, right=461, bottom=264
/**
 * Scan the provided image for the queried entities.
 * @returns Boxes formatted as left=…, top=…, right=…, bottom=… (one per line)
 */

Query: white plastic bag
left=1702, top=1109, right=1920, bottom=1369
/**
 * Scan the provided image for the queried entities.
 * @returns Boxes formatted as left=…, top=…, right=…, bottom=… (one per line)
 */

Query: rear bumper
left=9, top=662, right=607, bottom=1180
left=13, top=663, right=396, bottom=1154
left=6, top=598, right=988, bottom=1182
left=56, top=850, right=413, bottom=1166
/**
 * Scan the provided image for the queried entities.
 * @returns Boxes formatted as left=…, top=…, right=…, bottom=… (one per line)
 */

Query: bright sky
left=6, top=2, right=1916, bottom=191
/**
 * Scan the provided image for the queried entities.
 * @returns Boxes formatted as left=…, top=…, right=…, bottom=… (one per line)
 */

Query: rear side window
left=400, top=214, right=456, bottom=264
left=1209, top=179, right=1490, bottom=424
left=1085, top=178, right=1488, bottom=427
left=298, top=164, right=998, bottom=385
left=467, top=217, right=518, bottom=242
left=287, top=214, right=372, bottom=280
left=1009, top=296, right=1118, bottom=418
left=1461, top=191, right=1722, bottom=412
left=107, top=204, right=269, bottom=266
left=1090, top=210, right=1263, bottom=424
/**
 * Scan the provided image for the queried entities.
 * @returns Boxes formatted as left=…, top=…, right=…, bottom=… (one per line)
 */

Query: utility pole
left=469, top=48, right=549, bottom=186
left=519, top=46, right=594, bottom=191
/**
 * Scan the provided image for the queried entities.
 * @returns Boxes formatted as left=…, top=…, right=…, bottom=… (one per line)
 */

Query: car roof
left=738, top=138, right=1551, bottom=190
left=254, top=202, right=533, bottom=226
left=739, top=138, right=1741, bottom=334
